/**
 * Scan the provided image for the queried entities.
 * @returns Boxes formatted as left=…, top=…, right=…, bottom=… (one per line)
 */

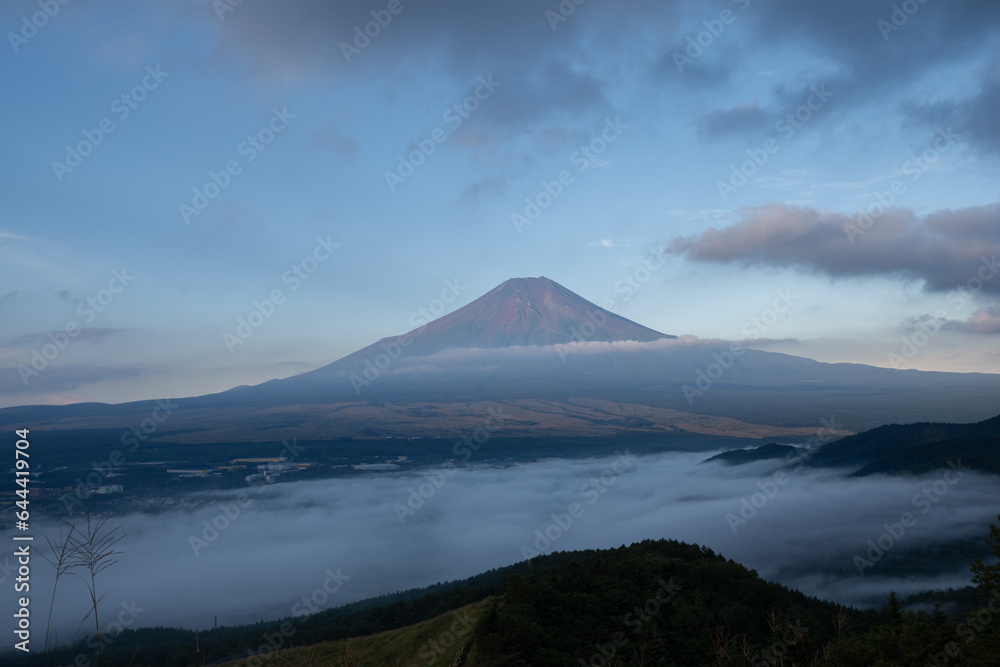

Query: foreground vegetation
left=15, top=516, right=1000, bottom=667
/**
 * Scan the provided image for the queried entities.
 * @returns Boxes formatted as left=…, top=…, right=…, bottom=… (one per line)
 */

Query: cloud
left=951, top=69, right=1000, bottom=158
left=667, top=202, right=1000, bottom=295
left=748, top=0, right=999, bottom=100
left=308, top=126, right=358, bottom=157
left=0, top=363, right=142, bottom=396
left=943, top=307, right=1000, bottom=335
left=203, top=1, right=645, bottom=134
left=458, top=176, right=509, bottom=204
left=339, top=335, right=706, bottom=374
left=589, top=238, right=630, bottom=248
left=3, top=328, right=126, bottom=348
left=657, top=0, right=999, bottom=154
left=698, top=101, right=768, bottom=139
left=0, top=229, right=32, bottom=242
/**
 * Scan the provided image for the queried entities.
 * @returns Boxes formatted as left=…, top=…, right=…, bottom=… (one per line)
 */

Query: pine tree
left=970, top=514, right=1000, bottom=596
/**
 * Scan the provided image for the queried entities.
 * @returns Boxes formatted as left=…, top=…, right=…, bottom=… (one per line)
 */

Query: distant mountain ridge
left=704, top=414, right=1000, bottom=475
left=809, top=413, right=1000, bottom=475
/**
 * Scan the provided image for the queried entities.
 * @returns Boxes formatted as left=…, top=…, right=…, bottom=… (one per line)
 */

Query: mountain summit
left=337, top=276, right=673, bottom=363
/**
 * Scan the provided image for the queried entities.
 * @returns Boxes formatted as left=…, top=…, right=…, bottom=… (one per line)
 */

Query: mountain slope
left=338, top=276, right=672, bottom=361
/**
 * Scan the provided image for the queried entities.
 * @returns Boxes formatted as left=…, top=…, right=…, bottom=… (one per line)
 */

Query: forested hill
left=807, top=414, right=1000, bottom=475
left=12, top=537, right=1000, bottom=666
left=704, top=413, right=1000, bottom=476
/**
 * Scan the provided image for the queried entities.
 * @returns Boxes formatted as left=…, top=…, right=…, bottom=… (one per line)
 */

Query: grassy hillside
left=216, top=598, right=491, bottom=667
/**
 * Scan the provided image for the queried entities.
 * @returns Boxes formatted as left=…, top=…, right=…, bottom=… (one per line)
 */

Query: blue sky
left=1, top=0, right=999, bottom=407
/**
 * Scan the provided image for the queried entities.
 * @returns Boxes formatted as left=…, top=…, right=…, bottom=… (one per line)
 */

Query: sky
left=1, top=0, right=999, bottom=407
left=4, top=450, right=996, bottom=639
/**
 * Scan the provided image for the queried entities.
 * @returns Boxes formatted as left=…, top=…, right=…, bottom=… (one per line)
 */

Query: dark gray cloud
left=664, top=0, right=999, bottom=154
left=668, top=202, right=1000, bottom=295
left=749, top=0, right=999, bottom=101
left=945, top=70, right=1000, bottom=159
left=308, top=126, right=358, bottom=157
left=459, top=175, right=509, bottom=205
left=203, top=0, right=660, bottom=133
left=3, top=327, right=126, bottom=348
left=0, top=363, right=141, bottom=396
left=942, top=307, right=1000, bottom=335
left=901, top=65, right=1000, bottom=161
left=697, top=101, right=767, bottom=139
left=189, top=0, right=1000, bottom=162
left=657, top=44, right=742, bottom=87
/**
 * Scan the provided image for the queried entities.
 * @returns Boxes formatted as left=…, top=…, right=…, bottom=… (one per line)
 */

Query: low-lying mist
left=5, top=448, right=998, bottom=645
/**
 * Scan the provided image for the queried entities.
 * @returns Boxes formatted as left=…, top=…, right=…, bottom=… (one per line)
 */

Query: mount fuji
left=3, top=277, right=999, bottom=444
